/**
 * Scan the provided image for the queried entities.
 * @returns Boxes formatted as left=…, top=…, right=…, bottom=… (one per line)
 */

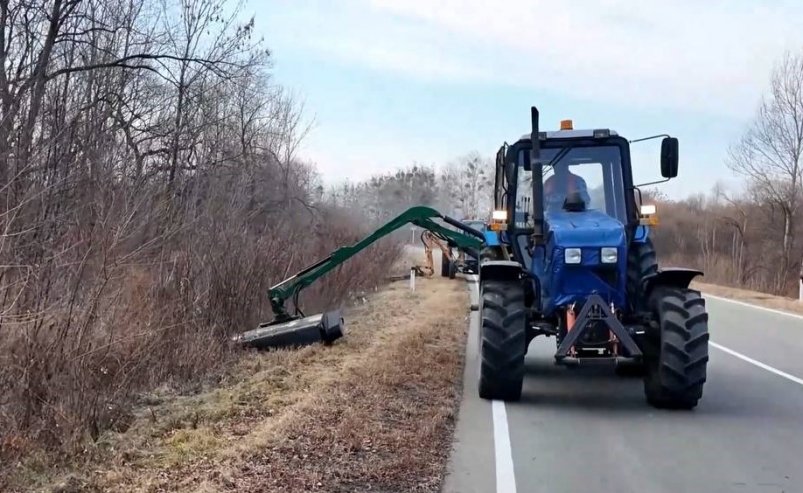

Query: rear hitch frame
left=554, top=294, right=642, bottom=361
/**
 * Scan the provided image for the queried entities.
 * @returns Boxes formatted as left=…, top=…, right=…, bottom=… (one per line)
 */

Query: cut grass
left=10, top=276, right=469, bottom=493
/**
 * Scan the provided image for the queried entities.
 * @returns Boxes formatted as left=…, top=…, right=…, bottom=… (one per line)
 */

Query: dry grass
left=693, top=280, right=803, bottom=315
left=8, top=276, right=469, bottom=493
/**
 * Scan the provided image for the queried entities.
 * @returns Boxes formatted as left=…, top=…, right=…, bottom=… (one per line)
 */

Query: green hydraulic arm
left=268, top=206, right=485, bottom=323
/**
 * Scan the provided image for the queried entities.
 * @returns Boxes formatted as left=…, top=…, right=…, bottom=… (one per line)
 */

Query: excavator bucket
left=235, top=310, right=344, bottom=350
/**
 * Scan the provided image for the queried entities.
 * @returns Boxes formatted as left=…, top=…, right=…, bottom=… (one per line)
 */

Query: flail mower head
left=236, top=310, right=344, bottom=350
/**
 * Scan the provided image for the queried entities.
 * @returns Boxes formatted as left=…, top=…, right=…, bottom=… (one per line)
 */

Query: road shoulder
left=442, top=279, right=498, bottom=493
left=693, top=281, right=803, bottom=316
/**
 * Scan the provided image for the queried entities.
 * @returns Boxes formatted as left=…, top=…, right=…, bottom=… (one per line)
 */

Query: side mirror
left=660, top=137, right=678, bottom=178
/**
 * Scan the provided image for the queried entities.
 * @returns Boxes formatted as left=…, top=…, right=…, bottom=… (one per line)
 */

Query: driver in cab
left=543, top=164, right=591, bottom=212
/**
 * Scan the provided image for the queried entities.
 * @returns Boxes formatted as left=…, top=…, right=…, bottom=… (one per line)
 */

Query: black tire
left=627, top=237, right=658, bottom=311
left=448, top=260, right=457, bottom=279
left=478, top=280, right=527, bottom=401
left=643, top=287, right=709, bottom=409
left=441, top=251, right=451, bottom=277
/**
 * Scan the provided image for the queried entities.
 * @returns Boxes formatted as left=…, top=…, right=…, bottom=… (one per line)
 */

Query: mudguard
left=480, top=260, right=524, bottom=282
left=642, top=268, right=703, bottom=295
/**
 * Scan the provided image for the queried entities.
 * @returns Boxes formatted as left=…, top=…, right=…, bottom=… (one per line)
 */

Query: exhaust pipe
left=530, top=106, right=544, bottom=244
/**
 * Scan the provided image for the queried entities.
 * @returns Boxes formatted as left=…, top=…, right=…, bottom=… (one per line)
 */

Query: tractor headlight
left=601, top=247, right=618, bottom=264
left=565, top=248, right=582, bottom=264
left=640, top=204, right=657, bottom=215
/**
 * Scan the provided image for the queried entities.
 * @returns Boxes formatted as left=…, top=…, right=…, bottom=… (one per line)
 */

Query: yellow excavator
left=413, top=230, right=458, bottom=278
left=413, top=229, right=480, bottom=279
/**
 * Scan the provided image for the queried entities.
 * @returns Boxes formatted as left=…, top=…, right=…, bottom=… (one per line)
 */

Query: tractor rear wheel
left=643, top=287, right=709, bottom=409
left=478, top=279, right=527, bottom=401
left=627, top=237, right=658, bottom=311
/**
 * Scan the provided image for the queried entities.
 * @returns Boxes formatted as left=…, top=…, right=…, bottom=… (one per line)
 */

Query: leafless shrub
left=0, top=0, right=400, bottom=473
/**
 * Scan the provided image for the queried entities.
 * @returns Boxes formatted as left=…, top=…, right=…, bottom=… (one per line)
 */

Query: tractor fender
left=642, top=268, right=703, bottom=296
left=480, top=260, right=524, bottom=282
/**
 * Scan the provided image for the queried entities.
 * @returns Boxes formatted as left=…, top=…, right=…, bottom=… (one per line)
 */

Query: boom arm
left=269, top=206, right=485, bottom=322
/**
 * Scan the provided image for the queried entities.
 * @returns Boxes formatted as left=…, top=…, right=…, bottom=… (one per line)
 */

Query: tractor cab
left=502, top=121, right=646, bottom=315
left=499, top=125, right=637, bottom=269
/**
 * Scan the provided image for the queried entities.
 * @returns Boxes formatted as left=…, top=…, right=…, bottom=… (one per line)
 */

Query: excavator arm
left=268, top=206, right=485, bottom=323
left=415, top=230, right=455, bottom=277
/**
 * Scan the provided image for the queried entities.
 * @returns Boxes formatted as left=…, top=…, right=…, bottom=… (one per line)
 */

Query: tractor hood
left=538, top=208, right=628, bottom=315
left=545, top=209, right=626, bottom=248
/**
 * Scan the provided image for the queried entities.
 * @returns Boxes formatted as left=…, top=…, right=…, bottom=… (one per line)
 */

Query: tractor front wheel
left=643, top=287, right=709, bottom=409
left=478, top=279, right=527, bottom=401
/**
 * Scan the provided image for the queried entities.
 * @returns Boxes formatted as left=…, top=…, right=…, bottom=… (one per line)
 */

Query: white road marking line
left=711, top=342, right=803, bottom=386
left=492, top=400, right=517, bottom=493
left=704, top=293, right=803, bottom=321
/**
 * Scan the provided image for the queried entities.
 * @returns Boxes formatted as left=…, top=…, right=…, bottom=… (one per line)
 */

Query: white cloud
left=257, top=0, right=803, bottom=198
left=309, top=36, right=490, bottom=84
left=299, top=131, right=448, bottom=187
left=326, top=0, right=803, bottom=117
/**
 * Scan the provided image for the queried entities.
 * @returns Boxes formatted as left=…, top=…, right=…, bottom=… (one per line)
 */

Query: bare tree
left=0, top=0, right=402, bottom=467
left=727, top=51, right=803, bottom=291
left=438, top=151, right=493, bottom=219
left=715, top=187, right=751, bottom=284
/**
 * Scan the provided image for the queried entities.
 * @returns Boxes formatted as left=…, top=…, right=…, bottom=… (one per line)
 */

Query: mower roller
left=237, top=206, right=484, bottom=350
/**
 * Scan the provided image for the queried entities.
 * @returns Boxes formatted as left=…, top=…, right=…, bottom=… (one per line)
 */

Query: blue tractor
left=478, top=107, right=709, bottom=409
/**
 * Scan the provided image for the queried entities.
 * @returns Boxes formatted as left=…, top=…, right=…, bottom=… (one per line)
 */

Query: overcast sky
left=251, top=0, right=803, bottom=199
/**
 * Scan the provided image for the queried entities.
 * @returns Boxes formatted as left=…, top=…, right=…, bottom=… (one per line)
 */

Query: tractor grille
left=591, top=267, right=618, bottom=289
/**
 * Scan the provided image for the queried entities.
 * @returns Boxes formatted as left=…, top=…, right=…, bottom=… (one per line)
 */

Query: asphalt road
left=443, top=281, right=803, bottom=493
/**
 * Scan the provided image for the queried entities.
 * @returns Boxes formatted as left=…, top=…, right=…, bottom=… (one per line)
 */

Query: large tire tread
left=479, top=280, right=526, bottom=401
left=627, top=237, right=659, bottom=311
left=644, top=287, right=709, bottom=409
